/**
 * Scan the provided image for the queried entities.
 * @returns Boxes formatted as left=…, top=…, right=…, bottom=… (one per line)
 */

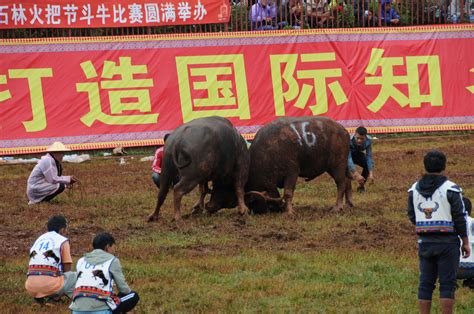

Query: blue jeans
left=418, top=242, right=460, bottom=300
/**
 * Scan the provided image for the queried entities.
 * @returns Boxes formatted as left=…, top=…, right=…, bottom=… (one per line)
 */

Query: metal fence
left=0, top=0, right=473, bottom=38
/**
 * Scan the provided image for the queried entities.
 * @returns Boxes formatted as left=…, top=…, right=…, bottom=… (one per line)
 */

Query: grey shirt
left=69, top=249, right=131, bottom=312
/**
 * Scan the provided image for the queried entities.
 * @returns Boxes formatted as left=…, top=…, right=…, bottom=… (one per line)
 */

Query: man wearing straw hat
left=27, top=142, right=79, bottom=205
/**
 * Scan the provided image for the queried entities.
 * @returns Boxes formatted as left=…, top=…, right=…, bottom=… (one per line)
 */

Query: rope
left=66, top=181, right=84, bottom=203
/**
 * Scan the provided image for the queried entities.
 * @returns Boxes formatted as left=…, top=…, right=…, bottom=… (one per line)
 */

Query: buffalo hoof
left=147, top=214, right=161, bottom=222
left=345, top=201, right=354, bottom=208
left=191, top=205, right=203, bottom=216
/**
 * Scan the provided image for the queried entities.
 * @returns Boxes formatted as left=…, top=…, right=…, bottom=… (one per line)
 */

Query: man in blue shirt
left=348, top=126, right=374, bottom=192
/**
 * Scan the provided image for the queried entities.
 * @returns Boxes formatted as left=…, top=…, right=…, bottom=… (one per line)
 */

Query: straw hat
left=46, top=141, right=71, bottom=152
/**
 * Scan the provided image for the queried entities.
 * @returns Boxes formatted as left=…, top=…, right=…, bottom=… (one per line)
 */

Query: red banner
left=0, top=25, right=473, bottom=155
left=0, top=0, right=230, bottom=28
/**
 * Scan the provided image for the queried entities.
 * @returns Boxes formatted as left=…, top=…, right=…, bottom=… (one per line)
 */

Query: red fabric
left=0, top=0, right=231, bottom=29
left=0, top=26, right=473, bottom=155
left=152, top=147, right=164, bottom=174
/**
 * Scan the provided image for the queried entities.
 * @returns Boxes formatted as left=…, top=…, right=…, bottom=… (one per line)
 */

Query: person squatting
left=26, top=216, right=139, bottom=313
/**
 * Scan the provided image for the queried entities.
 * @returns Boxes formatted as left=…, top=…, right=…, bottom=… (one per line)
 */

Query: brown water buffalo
left=148, top=116, right=250, bottom=222
left=245, top=117, right=352, bottom=215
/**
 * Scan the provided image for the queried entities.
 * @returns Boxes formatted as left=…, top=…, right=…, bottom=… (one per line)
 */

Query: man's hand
left=461, top=238, right=471, bottom=258
left=367, top=171, right=375, bottom=184
left=352, top=172, right=365, bottom=185
left=391, top=18, right=400, bottom=24
left=68, top=176, right=79, bottom=188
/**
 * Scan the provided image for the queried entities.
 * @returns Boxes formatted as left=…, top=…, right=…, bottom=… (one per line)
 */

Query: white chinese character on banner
left=29, top=4, right=44, bottom=25
left=45, top=5, right=61, bottom=25
left=0, top=6, right=8, bottom=25
left=113, top=4, right=127, bottom=23
left=145, top=3, right=159, bottom=23
left=11, top=4, right=27, bottom=25
left=96, top=4, right=110, bottom=24
left=162, top=3, right=176, bottom=22
left=63, top=4, right=78, bottom=25
left=178, top=2, right=191, bottom=21
left=80, top=4, right=94, bottom=25
left=193, top=0, right=207, bottom=20
left=129, top=3, right=143, bottom=23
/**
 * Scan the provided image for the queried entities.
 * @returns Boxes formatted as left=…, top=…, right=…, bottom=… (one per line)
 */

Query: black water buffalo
left=148, top=116, right=250, bottom=222
left=245, top=117, right=353, bottom=214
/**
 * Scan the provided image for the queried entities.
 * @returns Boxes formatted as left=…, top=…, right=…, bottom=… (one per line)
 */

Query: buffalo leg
left=148, top=176, right=172, bottom=222
left=234, top=177, right=249, bottom=216
left=173, top=179, right=198, bottom=221
left=283, top=173, right=299, bottom=216
left=328, top=166, right=347, bottom=211
left=191, top=183, right=207, bottom=215
left=345, top=178, right=354, bottom=207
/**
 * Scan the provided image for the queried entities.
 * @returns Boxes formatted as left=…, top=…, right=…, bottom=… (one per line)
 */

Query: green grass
left=0, top=133, right=473, bottom=313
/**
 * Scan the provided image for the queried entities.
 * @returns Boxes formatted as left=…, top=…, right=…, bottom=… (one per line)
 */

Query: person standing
left=407, top=150, right=470, bottom=314
left=25, top=215, right=77, bottom=303
left=27, top=141, right=78, bottom=204
left=457, top=197, right=474, bottom=289
left=348, top=126, right=374, bottom=192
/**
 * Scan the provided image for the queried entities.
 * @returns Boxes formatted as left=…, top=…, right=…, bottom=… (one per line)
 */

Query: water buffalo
left=148, top=116, right=250, bottom=222
left=245, top=117, right=353, bottom=215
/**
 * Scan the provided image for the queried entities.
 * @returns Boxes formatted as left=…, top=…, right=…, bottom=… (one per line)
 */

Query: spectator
left=250, top=0, right=287, bottom=30
left=27, top=141, right=79, bottom=205
left=283, top=0, right=306, bottom=28
left=457, top=197, right=474, bottom=289
left=70, top=232, right=139, bottom=313
left=348, top=126, right=374, bottom=192
left=25, top=215, right=77, bottom=304
left=306, top=0, right=333, bottom=26
left=380, top=0, right=400, bottom=25
left=407, top=150, right=470, bottom=314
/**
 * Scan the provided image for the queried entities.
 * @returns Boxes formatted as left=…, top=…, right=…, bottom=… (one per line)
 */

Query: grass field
left=1, top=133, right=473, bottom=313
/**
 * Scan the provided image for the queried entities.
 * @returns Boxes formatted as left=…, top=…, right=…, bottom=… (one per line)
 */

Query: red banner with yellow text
left=0, top=0, right=230, bottom=28
left=0, top=25, right=473, bottom=155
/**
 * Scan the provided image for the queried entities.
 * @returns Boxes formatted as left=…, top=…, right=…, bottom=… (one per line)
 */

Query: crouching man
left=25, top=215, right=77, bottom=304
left=69, top=232, right=139, bottom=314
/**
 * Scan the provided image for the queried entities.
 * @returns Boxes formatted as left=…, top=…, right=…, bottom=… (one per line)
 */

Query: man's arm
left=448, top=191, right=470, bottom=258
left=60, top=241, right=73, bottom=272
left=407, top=191, right=416, bottom=225
left=110, top=258, right=131, bottom=295
left=365, top=141, right=374, bottom=171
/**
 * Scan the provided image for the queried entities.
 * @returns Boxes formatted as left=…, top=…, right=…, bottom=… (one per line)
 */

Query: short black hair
left=164, top=133, right=170, bottom=142
left=355, top=127, right=368, bottom=136
left=423, top=150, right=446, bottom=173
left=92, top=232, right=116, bottom=250
left=47, top=215, right=68, bottom=232
left=463, top=197, right=472, bottom=216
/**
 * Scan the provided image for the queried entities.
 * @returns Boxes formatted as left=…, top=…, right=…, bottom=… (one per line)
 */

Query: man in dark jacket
left=407, top=150, right=470, bottom=314
left=348, top=126, right=374, bottom=192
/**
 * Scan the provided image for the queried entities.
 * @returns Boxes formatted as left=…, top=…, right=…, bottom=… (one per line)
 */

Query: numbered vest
left=409, top=180, right=461, bottom=234
left=28, top=231, right=67, bottom=277
left=73, top=257, right=117, bottom=309
left=460, top=216, right=474, bottom=268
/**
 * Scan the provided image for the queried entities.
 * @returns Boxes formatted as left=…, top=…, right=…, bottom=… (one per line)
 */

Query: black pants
left=351, top=151, right=369, bottom=181
left=418, top=242, right=460, bottom=300
left=41, top=183, right=66, bottom=202
left=113, top=291, right=140, bottom=313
